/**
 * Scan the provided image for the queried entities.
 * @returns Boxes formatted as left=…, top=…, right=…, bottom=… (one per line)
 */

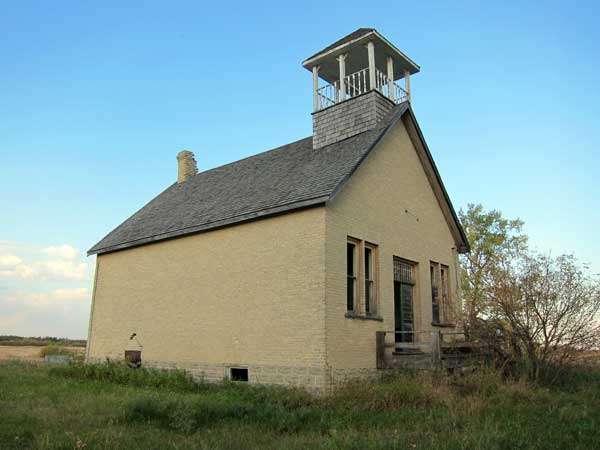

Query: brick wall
left=87, top=207, right=329, bottom=388
left=324, top=118, right=461, bottom=373
left=312, top=90, right=394, bottom=149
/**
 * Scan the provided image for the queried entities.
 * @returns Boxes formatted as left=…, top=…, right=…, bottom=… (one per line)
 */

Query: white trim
left=302, top=30, right=420, bottom=74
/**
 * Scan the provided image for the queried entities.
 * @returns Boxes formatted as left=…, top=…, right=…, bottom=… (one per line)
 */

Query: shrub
left=325, top=372, right=440, bottom=411
left=39, top=345, right=78, bottom=358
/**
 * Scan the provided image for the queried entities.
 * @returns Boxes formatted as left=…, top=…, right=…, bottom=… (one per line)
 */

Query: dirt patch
left=0, top=345, right=84, bottom=362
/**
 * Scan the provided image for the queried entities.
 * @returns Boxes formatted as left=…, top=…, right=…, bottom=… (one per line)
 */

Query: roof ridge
left=303, top=28, right=376, bottom=63
left=189, top=135, right=313, bottom=180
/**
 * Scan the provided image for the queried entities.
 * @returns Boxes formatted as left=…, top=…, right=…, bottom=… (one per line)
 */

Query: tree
left=458, top=204, right=528, bottom=329
left=488, top=253, right=600, bottom=381
left=459, top=204, right=600, bottom=381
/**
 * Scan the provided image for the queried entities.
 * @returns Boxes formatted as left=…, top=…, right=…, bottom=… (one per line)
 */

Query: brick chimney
left=177, top=150, right=198, bottom=183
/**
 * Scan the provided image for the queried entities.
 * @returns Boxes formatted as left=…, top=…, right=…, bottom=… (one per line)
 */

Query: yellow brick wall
left=324, top=118, right=460, bottom=371
left=87, top=207, right=327, bottom=374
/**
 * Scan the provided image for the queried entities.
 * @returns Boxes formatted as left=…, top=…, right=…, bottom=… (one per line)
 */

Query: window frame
left=430, top=263, right=440, bottom=324
left=393, top=256, right=418, bottom=342
left=346, top=239, right=360, bottom=313
left=345, top=237, right=381, bottom=320
left=364, top=242, right=378, bottom=316
left=430, top=261, right=454, bottom=327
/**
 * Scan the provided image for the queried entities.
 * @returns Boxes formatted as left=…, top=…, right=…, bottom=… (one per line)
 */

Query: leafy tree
left=458, top=204, right=528, bottom=328
left=459, top=204, right=600, bottom=381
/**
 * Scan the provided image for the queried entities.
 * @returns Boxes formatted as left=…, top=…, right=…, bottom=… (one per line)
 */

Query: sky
left=1, top=1, right=599, bottom=338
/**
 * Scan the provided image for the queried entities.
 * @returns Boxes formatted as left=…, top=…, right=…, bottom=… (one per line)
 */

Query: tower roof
left=302, top=28, right=420, bottom=84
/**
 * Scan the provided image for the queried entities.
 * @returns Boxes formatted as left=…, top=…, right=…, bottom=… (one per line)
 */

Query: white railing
left=393, top=83, right=409, bottom=103
left=316, top=67, right=408, bottom=111
left=317, top=83, right=337, bottom=110
left=345, top=67, right=369, bottom=98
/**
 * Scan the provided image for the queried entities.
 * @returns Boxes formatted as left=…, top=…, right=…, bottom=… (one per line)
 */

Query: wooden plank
left=376, top=331, right=386, bottom=369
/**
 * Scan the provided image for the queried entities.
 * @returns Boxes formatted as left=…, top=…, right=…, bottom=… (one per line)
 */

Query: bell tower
left=303, top=29, right=419, bottom=149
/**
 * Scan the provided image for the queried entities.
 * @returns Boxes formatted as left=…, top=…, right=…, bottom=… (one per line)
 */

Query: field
left=0, top=336, right=86, bottom=347
left=0, top=361, right=599, bottom=450
left=0, top=346, right=84, bottom=362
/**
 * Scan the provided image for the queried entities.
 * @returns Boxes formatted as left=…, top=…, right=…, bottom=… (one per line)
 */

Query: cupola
left=303, top=28, right=419, bottom=148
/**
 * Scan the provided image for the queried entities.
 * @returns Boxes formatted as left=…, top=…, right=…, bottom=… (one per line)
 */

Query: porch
left=375, top=330, right=491, bottom=370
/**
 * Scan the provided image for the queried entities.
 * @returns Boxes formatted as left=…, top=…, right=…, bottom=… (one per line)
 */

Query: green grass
left=0, top=361, right=599, bottom=450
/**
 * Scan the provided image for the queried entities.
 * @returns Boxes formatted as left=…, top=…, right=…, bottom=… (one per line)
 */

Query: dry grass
left=0, top=345, right=84, bottom=362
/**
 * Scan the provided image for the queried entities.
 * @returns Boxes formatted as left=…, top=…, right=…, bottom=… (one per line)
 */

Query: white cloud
left=0, top=263, right=34, bottom=279
left=0, top=244, right=88, bottom=280
left=0, top=254, right=22, bottom=266
left=52, top=287, right=89, bottom=300
left=34, top=260, right=88, bottom=280
left=42, top=244, right=79, bottom=260
left=3, top=288, right=90, bottom=309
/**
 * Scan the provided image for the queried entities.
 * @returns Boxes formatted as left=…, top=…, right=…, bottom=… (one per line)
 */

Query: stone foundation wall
left=87, top=356, right=400, bottom=392
left=88, top=357, right=333, bottom=391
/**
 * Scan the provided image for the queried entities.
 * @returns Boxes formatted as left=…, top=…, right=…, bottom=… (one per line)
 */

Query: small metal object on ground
left=44, top=355, right=71, bottom=364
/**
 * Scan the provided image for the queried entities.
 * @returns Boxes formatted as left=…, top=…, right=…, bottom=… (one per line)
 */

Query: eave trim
left=88, top=196, right=329, bottom=256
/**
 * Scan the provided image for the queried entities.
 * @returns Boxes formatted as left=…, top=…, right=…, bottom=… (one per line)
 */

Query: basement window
left=230, top=367, right=249, bottom=382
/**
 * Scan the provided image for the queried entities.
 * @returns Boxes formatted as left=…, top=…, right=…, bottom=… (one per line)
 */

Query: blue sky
left=1, top=1, right=599, bottom=338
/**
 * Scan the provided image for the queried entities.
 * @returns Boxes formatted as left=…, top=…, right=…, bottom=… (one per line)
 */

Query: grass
left=0, top=361, right=599, bottom=450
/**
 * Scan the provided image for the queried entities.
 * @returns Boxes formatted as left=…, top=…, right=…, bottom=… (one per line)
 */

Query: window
left=440, top=264, right=449, bottom=321
left=230, top=367, right=248, bottom=382
left=346, top=238, right=379, bottom=317
left=364, top=245, right=376, bottom=314
left=431, top=262, right=452, bottom=325
left=347, top=241, right=357, bottom=312
left=431, top=264, right=440, bottom=323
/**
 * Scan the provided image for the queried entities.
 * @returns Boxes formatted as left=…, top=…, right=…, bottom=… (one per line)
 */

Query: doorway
left=393, top=257, right=414, bottom=343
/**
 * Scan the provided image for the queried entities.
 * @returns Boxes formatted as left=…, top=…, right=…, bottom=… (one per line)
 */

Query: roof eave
left=402, top=106, right=471, bottom=253
left=328, top=102, right=470, bottom=254
left=87, top=195, right=329, bottom=256
left=302, top=30, right=420, bottom=75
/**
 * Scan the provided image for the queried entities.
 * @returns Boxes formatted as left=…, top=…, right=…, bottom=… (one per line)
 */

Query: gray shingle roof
left=304, top=28, right=375, bottom=62
left=88, top=103, right=409, bottom=255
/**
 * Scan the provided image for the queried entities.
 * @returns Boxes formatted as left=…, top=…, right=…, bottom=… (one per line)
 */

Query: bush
left=39, top=345, right=79, bottom=358
left=325, top=371, right=442, bottom=411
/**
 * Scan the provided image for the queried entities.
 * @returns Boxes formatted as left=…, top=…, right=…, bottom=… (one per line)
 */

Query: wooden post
left=338, top=54, right=347, bottom=101
left=312, top=65, right=320, bottom=112
left=376, top=331, right=386, bottom=369
left=404, top=69, right=411, bottom=102
left=431, top=331, right=441, bottom=366
left=386, top=56, right=394, bottom=101
left=367, top=41, right=376, bottom=91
